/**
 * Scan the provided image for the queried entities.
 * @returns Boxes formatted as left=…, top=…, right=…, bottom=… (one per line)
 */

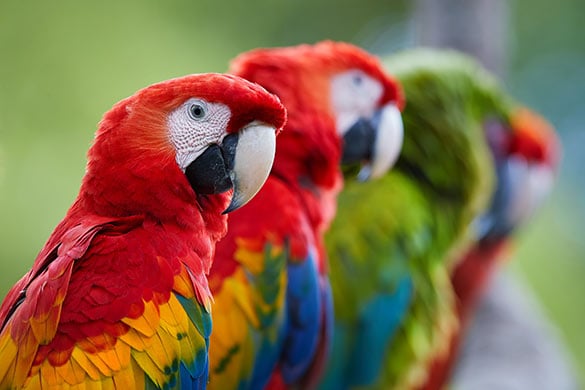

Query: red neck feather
left=68, top=99, right=231, bottom=275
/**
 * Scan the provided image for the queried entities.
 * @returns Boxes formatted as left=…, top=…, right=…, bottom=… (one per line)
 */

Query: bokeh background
left=0, top=0, right=583, bottom=383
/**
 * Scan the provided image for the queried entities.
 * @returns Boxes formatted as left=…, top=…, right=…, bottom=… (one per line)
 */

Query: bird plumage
left=0, top=73, right=286, bottom=389
left=422, top=106, right=560, bottom=390
left=207, top=41, right=403, bottom=390
left=320, top=49, right=516, bottom=389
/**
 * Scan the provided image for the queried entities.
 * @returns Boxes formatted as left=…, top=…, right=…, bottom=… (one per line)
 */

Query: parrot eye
left=352, top=74, right=364, bottom=86
left=189, top=101, right=208, bottom=120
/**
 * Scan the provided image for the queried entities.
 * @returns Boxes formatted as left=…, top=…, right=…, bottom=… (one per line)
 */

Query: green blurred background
left=0, top=0, right=583, bottom=382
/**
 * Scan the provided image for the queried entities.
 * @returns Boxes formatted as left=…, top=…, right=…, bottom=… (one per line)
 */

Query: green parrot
left=319, top=48, right=518, bottom=390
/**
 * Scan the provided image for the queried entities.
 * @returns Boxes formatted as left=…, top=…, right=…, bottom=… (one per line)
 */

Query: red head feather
left=77, top=73, right=285, bottom=225
left=222, top=41, right=403, bottom=274
left=509, top=107, right=560, bottom=168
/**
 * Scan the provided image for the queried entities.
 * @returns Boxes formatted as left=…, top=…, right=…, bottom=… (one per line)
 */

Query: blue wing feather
left=348, top=276, right=413, bottom=386
left=281, top=249, right=322, bottom=383
left=317, top=276, right=413, bottom=390
left=319, top=322, right=351, bottom=390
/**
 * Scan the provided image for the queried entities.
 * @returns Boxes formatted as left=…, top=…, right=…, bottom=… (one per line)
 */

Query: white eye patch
left=167, top=98, right=232, bottom=171
left=331, top=70, right=384, bottom=135
left=506, top=157, right=554, bottom=225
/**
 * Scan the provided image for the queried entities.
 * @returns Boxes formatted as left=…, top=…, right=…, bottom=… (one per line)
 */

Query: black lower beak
left=185, top=134, right=239, bottom=195
left=476, top=159, right=516, bottom=245
left=341, top=110, right=381, bottom=165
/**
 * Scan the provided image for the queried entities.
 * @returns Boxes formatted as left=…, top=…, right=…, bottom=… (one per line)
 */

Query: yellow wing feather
left=0, top=289, right=207, bottom=390
left=208, top=238, right=287, bottom=390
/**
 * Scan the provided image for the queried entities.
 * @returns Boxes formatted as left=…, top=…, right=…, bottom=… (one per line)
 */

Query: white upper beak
left=224, top=123, right=277, bottom=213
left=358, top=103, right=404, bottom=181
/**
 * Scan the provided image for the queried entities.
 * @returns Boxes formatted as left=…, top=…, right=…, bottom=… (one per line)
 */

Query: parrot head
left=385, top=49, right=501, bottom=229
left=230, top=41, right=404, bottom=190
left=476, top=107, right=560, bottom=244
left=80, top=73, right=286, bottom=220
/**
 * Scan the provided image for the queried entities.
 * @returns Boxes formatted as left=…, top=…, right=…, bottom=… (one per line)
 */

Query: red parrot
left=0, top=73, right=286, bottom=389
left=421, top=107, right=560, bottom=390
left=206, top=41, right=404, bottom=390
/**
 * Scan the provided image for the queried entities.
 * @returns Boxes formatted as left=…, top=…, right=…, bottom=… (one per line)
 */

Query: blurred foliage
left=0, top=0, right=583, bottom=381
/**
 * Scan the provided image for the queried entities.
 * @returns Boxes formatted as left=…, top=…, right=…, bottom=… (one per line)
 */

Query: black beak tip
left=222, top=194, right=242, bottom=214
left=222, top=204, right=236, bottom=215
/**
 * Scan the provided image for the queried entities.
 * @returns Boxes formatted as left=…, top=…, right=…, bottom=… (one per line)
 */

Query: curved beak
left=184, top=122, right=276, bottom=214
left=223, top=123, right=276, bottom=213
left=475, top=113, right=557, bottom=244
left=474, top=156, right=554, bottom=244
left=341, top=103, right=404, bottom=181
left=363, top=103, right=404, bottom=180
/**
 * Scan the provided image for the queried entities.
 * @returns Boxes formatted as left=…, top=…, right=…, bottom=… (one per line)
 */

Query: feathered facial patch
left=331, top=68, right=404, bottom=180
left=331, top=69, right=384, bottom=135
left=167, top=98, right=232, bottom=171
